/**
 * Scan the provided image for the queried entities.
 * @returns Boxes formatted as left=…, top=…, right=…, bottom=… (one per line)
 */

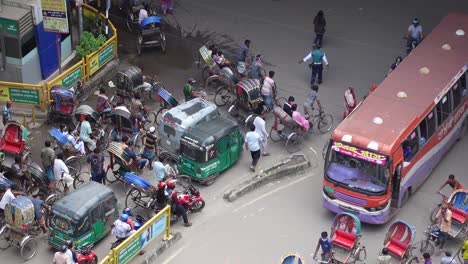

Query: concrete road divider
left=223, top=154, right=310, bottom=202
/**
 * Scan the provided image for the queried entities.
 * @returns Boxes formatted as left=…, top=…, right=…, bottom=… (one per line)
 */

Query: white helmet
left=149, top=127, right=156, bottom=133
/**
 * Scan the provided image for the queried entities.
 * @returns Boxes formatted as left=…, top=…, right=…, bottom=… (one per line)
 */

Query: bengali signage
left=332, top=142, right=387, bottom=165
left=0, top=18, right=18, bottom=36
left=89, top=42, right=115, bottom=76
left=51, top=66, right=83, bottom=88
left=0, top=86, right=40, bottom=105
left=117, top=214, right=167, bottom=264
left=41, top=0, right=69, bottom=33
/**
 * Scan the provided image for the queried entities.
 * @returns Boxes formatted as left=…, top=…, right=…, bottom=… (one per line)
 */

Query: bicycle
left=419, top=226, right=436, bottom=256
left=307, top=108, right=334, bottom=133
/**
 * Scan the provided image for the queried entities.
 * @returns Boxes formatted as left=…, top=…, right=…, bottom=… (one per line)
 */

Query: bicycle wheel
left=205, top=75, right=221, bottom=90
left=269, top=123, right=284, bottom=142
left=286, top=133, right=303, bottom=153
left=125, top=187, right=142, bottom=209
left=201, top=66, right=212, bottom=81
left=20, top=237, right=38, bottom=260
left=214, top=85, right=232, bottom=106
left=0, top=227, right=11, bottom=249
left=316, top=114, right=333, bottom=133
left=419, top=239, right=434, bottom=255
left=155, top=108, right=168, bottom=126
left=73, top=172, right=88, bottom=189
left=429, top=206, right=440, bottom=222
left=149, top=82, right=164, bottom=101
left=65, top=156, right=82, bottom=176
left=354, top=247, right=367, bottom=263
left=76, top=85, right=91, bottom=102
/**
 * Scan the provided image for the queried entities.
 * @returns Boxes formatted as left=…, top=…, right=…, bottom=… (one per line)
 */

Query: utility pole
left=77, top=0, right=83, bottom=42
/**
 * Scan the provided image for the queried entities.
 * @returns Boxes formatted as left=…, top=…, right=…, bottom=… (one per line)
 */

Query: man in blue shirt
left=2, top=100, right=12, bottom=126
left=313, top=231, right=333, bottom=262
left=299, top=45, right=329, bottom=86
left=153, top=156, right=166, bottom=183
left=249, top=55, right=265, bottom=80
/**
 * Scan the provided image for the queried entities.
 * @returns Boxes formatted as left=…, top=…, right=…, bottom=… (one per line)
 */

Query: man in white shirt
left=261, top=71, right=276, bottom=111
left=138, top=8, right=148, bottom=24
left=244, top=124, right=262, bottom=172
left=53, top=153, right=74, bottom=192
left=406, top=18, right=423, bottom=51
left=0, top=185, right=17, bottom=211
left=253, top=112, right=269, bottom=156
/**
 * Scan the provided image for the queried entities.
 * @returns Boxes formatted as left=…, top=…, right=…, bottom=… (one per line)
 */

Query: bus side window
left=436, top=93, right=452, bottom=125
left=418, top=119, right=428, bottom=147
left=425, top=109, right=436, bottom=140
left=452, top=80, right=462, bottom=109
left=403, top=129, right=419, bottom=162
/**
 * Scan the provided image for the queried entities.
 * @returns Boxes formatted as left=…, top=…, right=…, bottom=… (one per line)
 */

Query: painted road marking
left=232, top=174, right=312, bottom=213
left=161, top=244, right=189, bottom=264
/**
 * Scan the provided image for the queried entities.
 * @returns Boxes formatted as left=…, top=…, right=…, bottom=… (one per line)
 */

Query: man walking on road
left=440, top=250, right=457, bottom=264
left=87, top=148, right=106, bottom=184
left=299, top=44, right=329, bottom=86
left=261, top=71, right=276, bottom=111
left=432, top=203, right=452, bottom=253
left=253, top=111, right=269, bottom=156
left=245, top=124, right=262, bottom=172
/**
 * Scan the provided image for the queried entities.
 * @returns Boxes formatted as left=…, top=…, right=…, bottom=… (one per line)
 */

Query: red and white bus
left=322, top=13, right=468, bottom=224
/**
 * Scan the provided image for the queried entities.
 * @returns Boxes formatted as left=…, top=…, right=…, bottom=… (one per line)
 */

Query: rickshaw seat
left=386, top=237, right=408, bottom=258
left=332, top=229, right=356, bottom=250
left=451, top=207, right=467, bottom=224
left=142, top=27, right=160, bottom=37
left=0, top=125, right=23, bottom=154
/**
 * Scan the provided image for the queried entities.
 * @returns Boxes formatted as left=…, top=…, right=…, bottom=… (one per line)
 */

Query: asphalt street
left=1, top=0, right=467, bottom=263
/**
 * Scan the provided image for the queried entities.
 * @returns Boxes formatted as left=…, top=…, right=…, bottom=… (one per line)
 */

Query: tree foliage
left=76, top=31, right=107, bottom=58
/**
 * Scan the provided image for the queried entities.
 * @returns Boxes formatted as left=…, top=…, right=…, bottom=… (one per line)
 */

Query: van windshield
left=51, top=214, right=90, bottom=237
left=325, top=142, right=389, bottom=195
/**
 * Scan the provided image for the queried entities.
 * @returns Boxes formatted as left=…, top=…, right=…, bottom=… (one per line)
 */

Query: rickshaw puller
left=96, top=87, right=111, bottom=114
left=183, top=78, right=197, bottom=102
left=30, top=193, right=50, bottom=234
left=120, top=136, right=148, bottom=169
left=79, top=115, right=96, bottom=152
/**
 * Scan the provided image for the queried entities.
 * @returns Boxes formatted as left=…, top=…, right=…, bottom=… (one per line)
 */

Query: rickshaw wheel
left=73, top=172, right=88, bottom=189
left=205, top=75, right=221, bottom=90
left=201, top=66, right=212, bottom=82
left=145, top=111, right=157, bottom=129
left=244, top=114, right=257, bottom=132
left=106, top=169, right=119, bottom=184
left=149, top=82, right=163, bottom=101
left=0, top=227, right=11, bottom=249
left=286, top=133, right=303, bottom=153
left=173, top=175, right=192, bottom=191
left=155, top=108, right=168, bottom=126
left=20, top=237, right=38, bottom=260
left=214, top=86, right=231, bottom=106
left=317, top=114, right=334, bottom=134
left=125, top=187, right=141, bottom=209
left=45, top=193, right=60, bottom=206
left=46, top=105, right=54, bottom=124
left=160, top=33, right=167, bottom=54
left=65, top=156, right=82, bottom=176
left=429, top=205, right=440, bottom=222
left=269, top=123, right=284, bottom=142
left=132, top=134, right=142, bottom=154
left=191, top=200, right=205, bottom=213
left=137, top=35, right=142, bottom=56
left=22, top=153, right=33, bottom=168
left=126, top=14, right=134, bottom=32
left=354, top=247, right=367, bottom=263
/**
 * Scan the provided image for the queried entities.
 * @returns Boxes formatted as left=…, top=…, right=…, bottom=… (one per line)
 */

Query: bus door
left=391, top=164, right=402, bottom=208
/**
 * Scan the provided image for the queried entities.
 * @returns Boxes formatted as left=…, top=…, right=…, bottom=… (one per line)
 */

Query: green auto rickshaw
left=178, top=116, right=243, bottom=185
left=48, top=182, right=118, bottom=249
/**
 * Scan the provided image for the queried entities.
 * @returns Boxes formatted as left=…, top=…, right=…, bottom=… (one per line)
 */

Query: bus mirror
left=322, top=142, right=329, bottom=159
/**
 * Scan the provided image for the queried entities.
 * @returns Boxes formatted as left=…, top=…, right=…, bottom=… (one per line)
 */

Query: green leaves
left=76, top=31, right=107, bottom=58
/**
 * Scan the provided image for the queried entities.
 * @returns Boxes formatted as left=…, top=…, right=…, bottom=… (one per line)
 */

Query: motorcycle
left=170, top=185, right=206, bottom=222
left=76, top=245, right=98, bottom=264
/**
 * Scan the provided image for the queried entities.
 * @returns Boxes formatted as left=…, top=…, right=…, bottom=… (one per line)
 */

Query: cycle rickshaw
left=199, top=45, right=221, bottom=87
left=430, top=190, right=468, bottom=239
left=0, top=121, right=32, bottom=170
left=106, top=142, right=143, bottom=183
left=268, top=105, right=305, bottom=153
left=47, top=86, right=81, bottom=126
left=226, top=79, right=264, bottom=130
left=0, top=196, right=41, bottom=260
left=213, top=67, right=241, bottom=106
left=124, top=0, right=157, bottom=32
left=108, top=108, right=143, bottom=152
left=137, top=16, right=166, bottom=55
left=329, top=212, right=366, bottom=263
left=109, top=66, right=162, bottom=104
left=74, top=104, right=110, bottom=152
left=381, top=220, right=417, bottom=264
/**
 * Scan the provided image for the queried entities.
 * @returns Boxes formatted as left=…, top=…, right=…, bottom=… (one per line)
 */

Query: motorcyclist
left=406, top=18, right=423, bottom=53
left=121, top=208, right=135, bottom=230
left=65, top=240, right=78, bottom=264
left=112, top=214, right=135, bottom=241
left=168, top=180, right=192, bottom=227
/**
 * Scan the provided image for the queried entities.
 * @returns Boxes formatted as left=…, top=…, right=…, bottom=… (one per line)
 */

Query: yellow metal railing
left=99, top=205, right=173, bottom=264
left=46, top=58, right=86, bottom=103
left=0, top=81, right=46, bottom=110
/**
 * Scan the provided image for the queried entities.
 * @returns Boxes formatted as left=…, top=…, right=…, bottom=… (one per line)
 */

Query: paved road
left=1, top=0, right=467, bottom=263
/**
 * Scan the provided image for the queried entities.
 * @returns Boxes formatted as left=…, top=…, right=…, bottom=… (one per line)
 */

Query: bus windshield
left=325, top=142, right=389, bottom=195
